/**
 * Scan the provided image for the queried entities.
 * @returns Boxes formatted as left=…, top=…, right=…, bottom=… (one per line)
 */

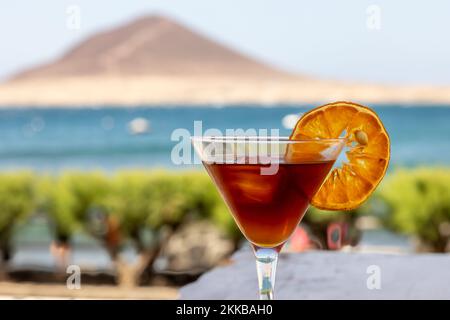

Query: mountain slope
left=13, top=15, right=287, bottom=80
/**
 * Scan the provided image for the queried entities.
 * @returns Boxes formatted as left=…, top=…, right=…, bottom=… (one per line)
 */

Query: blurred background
left=0, top=1, right=449, bottom=299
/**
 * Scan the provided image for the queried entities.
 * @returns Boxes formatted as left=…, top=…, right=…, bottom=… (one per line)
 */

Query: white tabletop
left=180, top=248, right=450, bottom=299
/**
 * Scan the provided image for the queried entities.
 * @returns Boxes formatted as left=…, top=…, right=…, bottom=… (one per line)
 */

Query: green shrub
left=3, top=167, right=448, bottom=281
left=0, top=172, right=35, bottom=231
left=97, top=170, right=239, bottom=286
left=102, top=170, right=239, bottom=245
left=378, top=168, right=450, bottom=252
left=0, top=172, right=35, bottom=263
left=179, top=172, right=240, bottom=241
left=37, top=172, right=110, bottom=243
left=104, top=171, right=188, bottom=235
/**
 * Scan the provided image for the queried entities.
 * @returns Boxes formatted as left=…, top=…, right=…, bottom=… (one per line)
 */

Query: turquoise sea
left=0, top=104, right=449, bottom=171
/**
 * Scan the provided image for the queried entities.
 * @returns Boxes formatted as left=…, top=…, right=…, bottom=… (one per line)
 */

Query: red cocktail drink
left=204, top=160, right=334, bottom=247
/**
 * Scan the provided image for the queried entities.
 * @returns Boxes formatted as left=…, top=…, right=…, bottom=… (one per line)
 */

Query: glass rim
left=190, top=136, right=346, bottom=144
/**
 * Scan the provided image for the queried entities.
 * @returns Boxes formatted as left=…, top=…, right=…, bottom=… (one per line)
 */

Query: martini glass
left=191, top=136, right=345, bottom=300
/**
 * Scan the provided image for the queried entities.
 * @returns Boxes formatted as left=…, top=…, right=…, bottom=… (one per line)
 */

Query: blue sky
left=1, top=0, right=450, bottom=84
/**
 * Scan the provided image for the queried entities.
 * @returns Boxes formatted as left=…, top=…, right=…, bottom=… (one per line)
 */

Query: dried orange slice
left=290, top=101, right=390, bottom=211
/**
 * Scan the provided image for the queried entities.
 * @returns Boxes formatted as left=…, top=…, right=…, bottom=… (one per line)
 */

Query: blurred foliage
left=305, top=207, right=356, bottom=224
left=377, top=168, right=450, bottom=252
left=32, top=170, right=239, bottom=254
left=0, top=167, right=449, bottom=261
left=100, top=171, right=238, bottom=240
left=179, top=172, right=241, bottom=241
left=0, top=172, right=35, bottom=232
left=37, top=172, right=109, bottom=243
left=304, top=206, right=363, bottom=249
left=108, top=171, right=192, bottom=232
left=0, top=172, right=35, bottom=261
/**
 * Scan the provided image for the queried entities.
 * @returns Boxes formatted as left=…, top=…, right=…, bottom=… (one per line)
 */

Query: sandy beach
left=1, top=76, right=450, bottom=107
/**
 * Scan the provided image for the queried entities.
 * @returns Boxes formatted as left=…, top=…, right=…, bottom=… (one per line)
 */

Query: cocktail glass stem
left=254, top=246, right=279, bottom=300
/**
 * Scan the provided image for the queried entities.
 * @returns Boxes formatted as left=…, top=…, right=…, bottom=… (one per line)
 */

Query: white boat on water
left=128, top=117, right=151, bottom=135
left=282, top=113, right=302, bottom=129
